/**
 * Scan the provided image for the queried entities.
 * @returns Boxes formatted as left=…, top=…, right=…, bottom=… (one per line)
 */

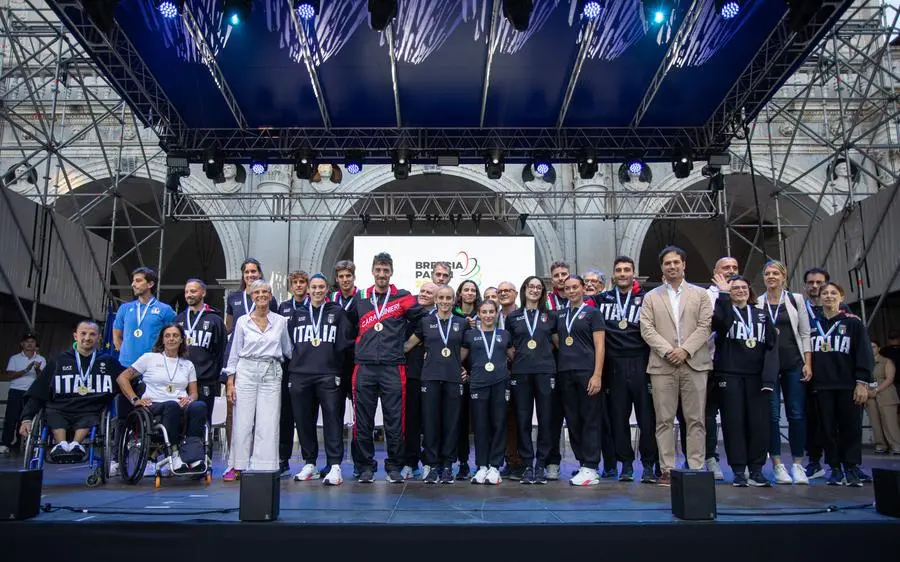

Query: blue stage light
left=251, top=160, right=267, bottom=175
left=582, top=1, right=602, bottom=19
left=224, top=0, right=251, bottom=27
left=653, top=10, right=665, bottom=24
left=157, top=0, right=178, bottom=19
left=535, top=162, right=550, bottom=176
left=346, top=163, right=361, bottom=174
left=720, top=1, right=741, bottom=19
left=295, top=1, right=318, bottom=20
left=230, top=13, right=240, bottom=25
left=628, top=159, right=644, bottom=175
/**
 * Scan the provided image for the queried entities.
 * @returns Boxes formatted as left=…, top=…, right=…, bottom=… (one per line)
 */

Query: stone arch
left=298, top=165, right=565, bottom=276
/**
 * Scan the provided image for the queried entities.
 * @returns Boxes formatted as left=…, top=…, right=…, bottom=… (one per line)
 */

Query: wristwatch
left=131, top=395, right=140, bottom=404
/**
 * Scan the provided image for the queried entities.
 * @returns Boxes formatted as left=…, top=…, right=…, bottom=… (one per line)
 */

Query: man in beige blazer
left=639, top=246, right=713, bottom=485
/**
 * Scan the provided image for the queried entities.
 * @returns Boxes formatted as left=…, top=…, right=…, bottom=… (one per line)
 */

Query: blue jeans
left=769, top=366, right=806, bottom=459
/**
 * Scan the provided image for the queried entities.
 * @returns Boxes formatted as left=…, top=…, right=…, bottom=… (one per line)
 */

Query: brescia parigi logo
left=414, top=251, right=482, bottom=287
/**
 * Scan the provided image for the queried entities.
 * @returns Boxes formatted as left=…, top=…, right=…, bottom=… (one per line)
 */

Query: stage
left=1, top=446, right=899, bottom=561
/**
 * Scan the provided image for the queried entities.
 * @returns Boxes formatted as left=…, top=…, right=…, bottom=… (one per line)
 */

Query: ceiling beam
left=289, top=9, right=332, bottom=130
left=556, top=17, right=598, bottom=129
left=385, top=25, right=402, bottom=128
left=479, top=0, right=502, bottom=127
left=181, top=3, right=248, bottom=129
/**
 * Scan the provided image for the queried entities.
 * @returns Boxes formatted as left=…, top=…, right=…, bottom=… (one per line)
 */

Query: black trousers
left=606, top=355, right=658, bottom=466
left=288, top=373, right=344, bottom=466
left=547, top=376, right=565, bottom=465
left=599, top=390, right=618, bottom=471
left=421, top=380, right=462, bottom=468
left=457, top=383, right=471, bottom=465
left=470, top=380, right=509, bottom=468
left=403, top=377, right=423, bottom=467
left=353, top=364, right=406, bottom=473
left=716, top=374, right=769, bottom=472
left=197, top=382, right=219, bottom=425
left=279, top=369, right=298, bottom=464
left=677, top=373, right=718, bottom=461
left=339, top=355, right=363, bottom=471
left=148, top=400, right=207, bottom=445
left=806, top=384, right=823, bottom=463
left=815, top=388, right=863, bottom=468
left=511, top=374, right=554, bottom=468
left=560, top=370, right=602, bottom=470
left=1, top=388, right=26, bottom=447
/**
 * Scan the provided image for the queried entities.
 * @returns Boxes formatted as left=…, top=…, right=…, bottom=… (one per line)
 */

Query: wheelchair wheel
left=98, top=409, right=114, bottom=484
left=86, top=471, right=102, bottom=488
left=117, top=409, right=150, bottom=484
left=21, top=412, right=45, bottom=470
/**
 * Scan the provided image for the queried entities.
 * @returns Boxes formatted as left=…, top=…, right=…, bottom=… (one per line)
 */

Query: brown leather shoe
left=658, top=470, right=671, bottom=487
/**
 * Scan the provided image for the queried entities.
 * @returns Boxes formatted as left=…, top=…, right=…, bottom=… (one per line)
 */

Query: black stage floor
left=2, top=447, right=899, bottom=561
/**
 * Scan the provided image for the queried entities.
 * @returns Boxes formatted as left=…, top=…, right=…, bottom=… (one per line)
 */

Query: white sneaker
left=293, top=463, right=320, bottom=481
left=58, top=440, right=72, bottom=452
left=569, top=466, right=600, bottom=486
left=471, top=466, right=489, bottom=484
left=0, top=445, right=9, bottom=455
left=705, top=458, right=725, bottom=480
left=49, top=443, right=67, bottom=459
left=773, top=463, right=793, bottom=484
left=108, top=461, right=119, bottom=477
left=546, top=464, right=561, bottom=480
left=171, top=453, right=185, bottom=472
left=322, top=464, right=343, bottom=486
left=400, top=465, right=414, bottom=480
left=421, top=465, right=432, bottom=480
left=744, top=467, right=750, bottom=479
left=791, top=463, right=809, bottom=485
left=485, top=466, right=502, bottom=485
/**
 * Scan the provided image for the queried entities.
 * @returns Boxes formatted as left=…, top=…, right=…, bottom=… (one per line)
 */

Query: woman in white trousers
left=222, top=279, right=292, bottom=480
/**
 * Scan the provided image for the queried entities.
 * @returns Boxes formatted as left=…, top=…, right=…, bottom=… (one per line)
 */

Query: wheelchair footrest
left=48, top=451, right=87, bottom=464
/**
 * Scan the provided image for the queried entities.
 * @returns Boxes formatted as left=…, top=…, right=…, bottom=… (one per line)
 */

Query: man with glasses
left=583, top=269, right=606, bottom=299
left=497, top=281, right=524, bottom=479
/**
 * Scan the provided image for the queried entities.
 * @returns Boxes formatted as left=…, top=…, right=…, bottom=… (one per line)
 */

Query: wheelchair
left=116, top=404, right=213, bottom=488
left=21, top=406, right=116, bottom=488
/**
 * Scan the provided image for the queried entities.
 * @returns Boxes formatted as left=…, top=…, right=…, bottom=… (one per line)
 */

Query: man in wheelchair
left=117, top=323, right=208, bottom=476
left=19, top=320, right=121, bottom=463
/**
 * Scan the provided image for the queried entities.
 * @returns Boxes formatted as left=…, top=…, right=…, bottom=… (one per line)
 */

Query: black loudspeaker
left=0, top=469, right=42, bottom=521
left=873, top=468, right=900, bottom=518
left=239, top=470, right=280, bottom=522
left=671, top=469, right=716, bottom=520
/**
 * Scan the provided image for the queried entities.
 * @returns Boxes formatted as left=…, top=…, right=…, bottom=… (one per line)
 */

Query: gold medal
left=374, top=322, right=384, bottom=332
left=166, top=384, right=174, bottom=394
left=441, top=347, right=451, bottom=358
left=311, top=338, right=321, bottom=347
left=133, top=329, right=143, bottom=338
left=618, top=319, right=628, bottom=330
left=821, top=341, right=832, bottom=352
left=745, top=338, right=757, bottom=349
left=484, top=362, right=495, bottom=372
left=527, top=339, right=537, bottom=350
left=76, top=386, right=88, bottom=396
left=565, top=336, right=574, bottom=346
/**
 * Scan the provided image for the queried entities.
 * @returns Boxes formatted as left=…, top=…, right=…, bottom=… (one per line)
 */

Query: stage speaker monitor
left=873, top=468, right=900, bottom=518
left=671, top=469, right=716, bottom=521
left=0, top=469, right=42, bottom=521
left=239, top=470, right=280, bottom=522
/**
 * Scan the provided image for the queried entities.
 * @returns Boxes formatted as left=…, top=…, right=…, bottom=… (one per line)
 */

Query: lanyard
left=766, top=291, right=784, bottom=323
left=479, top=328, right=497, bottom=361
left=615, top=289, right=632, bottom=322
left=436, top=316, right=451, bottom=346
left=815, top=317, right=841, bottom=341
left=371, top=292, right=390, bottom=320
left=565, top=303, right=587, bottom=337
left=162, top=354, right=180, bottom=383
left=308, top=301, right=324, bottom=341
left=732, top=304, right=754, bottom=335
left=136, top=298, right=156, bottom=328
left=242, top=292, right=255, bottom=315
left=338, top=293, right=355, bottom=311
left=76, top=350, right=97, bottom=380
left=185, top=308, right=204, bottom=336
left=523, top=308, right=539, bottom=339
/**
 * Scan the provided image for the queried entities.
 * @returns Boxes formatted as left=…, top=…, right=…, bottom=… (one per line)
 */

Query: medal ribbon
left=479, top=328, right=497, bottom=363
left=732, top=305, right=755, bottom=340
left=523, top=308, right=539, bottom=339
left=565, top=303, right=587, bottom=340
left=436, top=316, right=451, bottom=347
left=371, top=292, right=390, bottom=321
left=185, top=308, right=204, bottom=340
left=135, top=297, right=157, bottom=329
left=75, top=350, right=97, bottom=388
left=308, top=301, right=324, bottom=341
left=615, top=289, right=632, bottom=325
left=765, top=291, right=784, bottom=324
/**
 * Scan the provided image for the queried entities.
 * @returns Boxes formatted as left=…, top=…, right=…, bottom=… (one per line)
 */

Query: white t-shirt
left=130, top=352, right=197, bottom=403
left=6, top=352, right=48, bottom=391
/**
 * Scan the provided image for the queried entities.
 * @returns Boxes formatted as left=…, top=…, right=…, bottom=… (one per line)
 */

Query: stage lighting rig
left=155, top=0, right=182, bottom=19
left=485, top=149, right=505, bottom=180
left=368, top=0, right=398, bottom=31
left=250, top=156, right=268, bottom=176
left=294, top=0, right=320, bottom=20
left=503, top=0, right=534, bottom=32
left=577, top=149, right=598, bottom=180
left=224, top=0, right=253, bottom=26
left=643, top=1, right=672, bottom=26
left=203, top=147, right=224, bottom=180
left=619, top=154, right=652, bottom=183
left=785, top=0, right=823, bottom=33
left=392, top=149, right=412, bottom=180
left=671, top=146, right=693, bottom=179
left=579, top=1, right=603, bottom=20
left=294, top=149, right=317, bottom=180
left=715, top=0, right=742, bottom=20
left=532, top=152, right=552, bottom=177
left=345, top=151, right=365, bottom=174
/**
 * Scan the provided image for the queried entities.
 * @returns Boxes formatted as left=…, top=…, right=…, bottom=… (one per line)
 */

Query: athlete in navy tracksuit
left=287, top=274, right=353, bottom=485
left=175, top=280, right=226, bottom=424
left=330, top=274, right=365, bottom=475
left=594, top=258, right=659, bottom=483
left=351, top=253, right=424, bottom=483
left=711, top=274, right=778, bottom=487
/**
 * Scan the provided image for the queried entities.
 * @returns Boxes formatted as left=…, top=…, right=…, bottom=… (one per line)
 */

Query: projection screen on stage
left=353, top=236, right=536, bottom=292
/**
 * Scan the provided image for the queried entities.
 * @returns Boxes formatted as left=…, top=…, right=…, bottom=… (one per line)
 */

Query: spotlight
left=503, top=0, right=534, bottom=32
left=224, top=0, right=252, bottom=26
left=392, top=149, right=412, bottom=180
left=715, top=0, right=741, bottom=19
left=294, top=149, right=317, bottom=180
left=203, top=147, right=224, bottom=180
left=627, top=158, right=644, bottom=176
left=368, top=0, right=398, bottom=31
left=532, top=152, right=552, bottom=176
left=345, top=150, right=364, bottom=174
left=619, top=155, right=652, bottom=183
left=155, top=0, right=181, bottom=19
left=671, top=146, right=693, bottom=179
left=580, top=0, right=603, bottom=20
left=294, top=0, right=319, bottom=20
left=250, top=157, right=268, bottom=175
left=644, top=1, right=671, bottom=26
left=485, top=149, right=505, bottom=180
left=577, top=148, right=598, bottom=180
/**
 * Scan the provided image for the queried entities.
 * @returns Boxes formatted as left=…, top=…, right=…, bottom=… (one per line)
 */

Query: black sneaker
left=732, top=471, right=749, bottom=487
left=826, top=467, right=844, bottom=486
left=440, top=469, right=455, bottom=485
left=520, top=467, right=535, bottom=485
left=386, top=469, right=404, bottom=483
left=532, top=466, right=548, bottom=485
left=640, top=464, right=657, bottom=484
left=805, top=462, right=825, bottom=480
left=279, top=460, right=291, bottom=477
left=619, top=465, right=634, bottom=482
left=509, top=466, right=525, bottom=481
left=843, top=466, right=863, bottom=487
left=601, top=467, right=618, bottom=479
left=748, top=471, right=771, bottom=487
left=424, top=468, right=440, bottom=485
left=358, top=469, right=375, bottom=483
left=456, top=463, right=471, bottom=479
left=856, top=467, right=872, bottom=483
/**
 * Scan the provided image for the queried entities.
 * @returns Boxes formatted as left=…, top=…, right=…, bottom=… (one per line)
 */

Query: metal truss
left=725, top=0, right=900, bottom=327
left=167, top=189, right=720, bottom=221
left=0, top=0, right=167, bottom=328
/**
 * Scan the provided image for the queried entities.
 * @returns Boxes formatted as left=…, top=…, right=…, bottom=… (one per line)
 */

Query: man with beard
left=401, top=282, right=438, bottom=479
left=176, top=279, right=226, bottom=424
left=112, top=267, right=176, bottom=367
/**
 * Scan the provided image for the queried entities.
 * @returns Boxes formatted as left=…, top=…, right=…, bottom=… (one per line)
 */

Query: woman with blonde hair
left=756, top=259, right=812, bottom=485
